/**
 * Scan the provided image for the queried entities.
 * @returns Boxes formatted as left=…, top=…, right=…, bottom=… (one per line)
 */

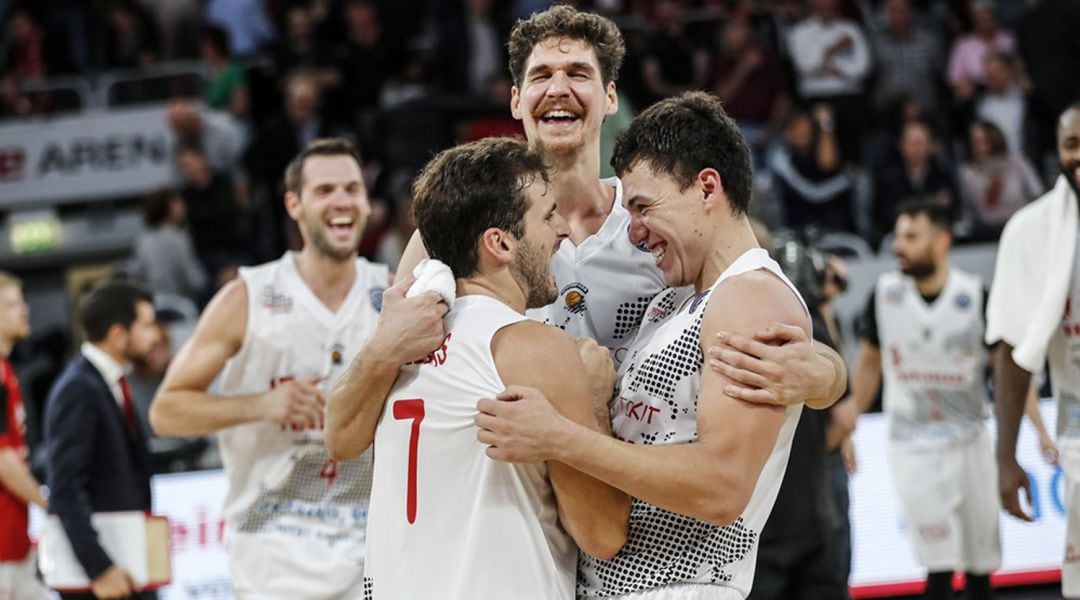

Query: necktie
left=118, top=376, right=139, bottom=436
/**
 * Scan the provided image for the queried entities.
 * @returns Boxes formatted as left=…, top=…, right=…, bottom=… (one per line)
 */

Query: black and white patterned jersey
left=577, top=249, right=804, bottom=598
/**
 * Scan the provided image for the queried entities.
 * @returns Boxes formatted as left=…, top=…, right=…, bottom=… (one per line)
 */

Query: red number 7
left=393, top=399, right=425, bottom=524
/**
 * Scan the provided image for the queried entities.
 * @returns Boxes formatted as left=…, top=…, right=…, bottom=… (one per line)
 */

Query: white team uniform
left=526, top=177, right=668, bottom=367
left=1049, top=235, right=1080, bottom=597
left=216, top=252, right=389, bottom=598
left=874, top=269, right=1001, bottom=573
left=364, top=295, right=577, bottom=600
left=578, top=249, right=805, bottom=600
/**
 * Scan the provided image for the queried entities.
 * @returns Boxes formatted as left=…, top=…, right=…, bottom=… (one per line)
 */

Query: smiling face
left=286, top=154, right=371, bottom=262
left=622, top=161, right=715, bottom=289
left=0, top=284, right=29, bottom=347
left=512, top=178, right=570, bottom=308
left=510, top=36, right=617, bottom=163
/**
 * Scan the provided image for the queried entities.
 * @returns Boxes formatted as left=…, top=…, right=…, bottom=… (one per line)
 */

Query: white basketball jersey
left=875, top=269, right=990, bottom=446
left=526, top=177, right=669, bottom=368
left=364, top=295, right=576, bottom=600
left=578, top=249, right=805, bottom=599
left=1049, top=235, right=1080, bottom=439
left=216, top=252, right=388, bottom=598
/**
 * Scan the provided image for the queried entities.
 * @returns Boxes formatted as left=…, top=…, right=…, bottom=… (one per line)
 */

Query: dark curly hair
left=507, top=5, right=625, bottom=88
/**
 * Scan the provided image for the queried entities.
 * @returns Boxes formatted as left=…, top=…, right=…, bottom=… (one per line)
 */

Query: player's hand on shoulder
left=706, top=323, right=824, bottom=407
left=575, top=337, right=616, bottom=408
left=475, top=385, right=566, bottom=463
left=262, top=376, right=325, bottom=430
left=90, top=565, right=135, bottom=599
left=371, top=275, right=449, bottom=363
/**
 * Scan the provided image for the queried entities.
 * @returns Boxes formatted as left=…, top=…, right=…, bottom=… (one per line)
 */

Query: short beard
left=512, top=240, right=557, bottom=309
left=1062, top=162, right=1080, bottom=197
left=307, top=220, right=358, bottom=262
left=900, top=260, right=936, bottom=279
left=536, top=137, right=583, bottom=170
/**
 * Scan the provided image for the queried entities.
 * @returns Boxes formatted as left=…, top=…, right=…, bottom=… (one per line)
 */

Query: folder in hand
left=39, top=511, right=172, bottom=592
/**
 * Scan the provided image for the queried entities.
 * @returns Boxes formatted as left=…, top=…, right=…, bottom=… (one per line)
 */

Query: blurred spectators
left=957, top=120, right=1043, bottom=241
left=870, top=0, right=943, bottom=119
left=788, top=0, right=870, bottom=162
left=946, top=1, right=1014, bottom=104
left=273, top=4, right=339, bottom=89
left=460, top=75, right=525, bottom=143
left=331, top=0, right=397, bottom=122
left=1016, top=0, right=1080, bottom=175
left=0, top=6, right=75, bottom=117
left=436, top=0, right=511, bottom=97
left=128, top=189, right=208, bottom=302
left=166, top=98, right=247, bottom=179
left=975, top=51, right=1026, bottom=156
left=176, top=143, right=247, bottom=288
left=639, top=0, right=710, bottom=105
left=770, top=105, right=855, bottom=234
left=200, top=25, right=249, bottom=120
left=871, top=120, right=956, bottom=244
left=142, top=0, right=201, bottom=60
left=710, top=16, right=788, bottom=169
left=103, top=0, right=162, bottom=69
left=205, top=0, right=276, bottom=57
left=375, top=191, right=415, bottom=273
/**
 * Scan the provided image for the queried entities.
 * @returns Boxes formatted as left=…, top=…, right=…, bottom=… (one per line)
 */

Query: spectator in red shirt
left=0, top=271, right=47, bottom=599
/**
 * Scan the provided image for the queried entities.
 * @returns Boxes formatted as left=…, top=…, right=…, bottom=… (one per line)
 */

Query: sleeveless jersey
left=526, top=177, right=669, bottom=368
left=216, top=252, right=388, bottom=598
left=875, top=269, right=990, bottom=446
left=364, top=295, right=576, bottom=600
left=1050, top=233, right=1080, bottom=440
left=0, top=358, right=29, bottom=562
left=578, top=249, right=806, bottom=599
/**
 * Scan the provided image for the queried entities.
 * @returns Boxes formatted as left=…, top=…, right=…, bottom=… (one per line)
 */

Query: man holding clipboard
left=44, top=282, right=162, bottom=599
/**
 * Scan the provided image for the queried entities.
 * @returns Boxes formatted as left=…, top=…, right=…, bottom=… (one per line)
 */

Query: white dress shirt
left=80, top=342, right=129, bottom=409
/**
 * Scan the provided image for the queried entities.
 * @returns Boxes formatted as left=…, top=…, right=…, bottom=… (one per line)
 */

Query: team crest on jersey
left=369, top=287, right=385, bottom=312
left=330, top=342, right=345, bottom=365
left=955, top=293, right=971, bottom=310
left=262, top=286, right=294, bottom=314
left=562, top=283, right=588, bottom=315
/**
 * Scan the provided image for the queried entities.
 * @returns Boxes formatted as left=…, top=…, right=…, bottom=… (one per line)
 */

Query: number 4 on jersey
left=393, top=399, right=425, bottom=524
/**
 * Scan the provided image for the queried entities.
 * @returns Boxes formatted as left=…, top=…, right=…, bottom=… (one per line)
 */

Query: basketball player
left=395, top=5, right=847, bottom=407
left=850, top=199, right=999, bottom=600
left=149, top=139, right=447, bottom=598
left=991, top=103, right=1080, bottom=598
left=0, top=272, right=48, bottom=600
left=333, top=137, right=628, bottom=599
left=475, top=92, right=809, bottom=600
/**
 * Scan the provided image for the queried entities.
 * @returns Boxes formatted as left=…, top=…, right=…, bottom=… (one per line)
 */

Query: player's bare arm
left=849, top=341, right=883, bottom=415
left=993, top=341, right=1035, bottom=522
left=706, top=324, right=847, bottom=410
left=325, top=275, right=448, bottom=461
left=151, top=279, right=325, bottom=436
left=491, top=321, right=629, bottom=559
left=0, top=446, right=46, bottom=508
left=479, top=272, right=808, bottom=525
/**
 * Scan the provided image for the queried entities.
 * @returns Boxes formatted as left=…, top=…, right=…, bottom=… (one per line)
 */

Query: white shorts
left=0, top=551, right=47, bottom=600
left=888, top=428, right=1001, bottom=573
left=592, top=583, right=743, bottom=600
left=1062, top=440, right=1080, bottom=598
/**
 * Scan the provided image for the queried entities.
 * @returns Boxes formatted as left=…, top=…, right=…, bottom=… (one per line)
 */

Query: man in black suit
left=45, top=282, right=161, bottom=600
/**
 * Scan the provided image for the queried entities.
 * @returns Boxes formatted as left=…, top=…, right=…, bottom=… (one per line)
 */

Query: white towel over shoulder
left=986, top=175, right=1079, bottom=371
left=406, top=258, right=456, bottom=309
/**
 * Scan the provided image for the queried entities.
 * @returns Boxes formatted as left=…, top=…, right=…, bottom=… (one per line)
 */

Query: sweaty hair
left=612, top=91, right=754, bottom=215
left=896, top=196, right=952, bottom=231
left=284, top=138, right=364, bottom=195
left=80, top=280, right=154, bottom=342
left=411, top=137, right=549, bottom=278
left=507, top=5, right=625, bottom=88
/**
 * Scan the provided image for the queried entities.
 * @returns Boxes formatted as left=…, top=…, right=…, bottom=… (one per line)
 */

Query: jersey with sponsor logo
left=1049, top=234, right=1080, bottom=439
left=216, top=251, right=388, bottom=598
left=578, top=249, right=804, bottom=599
left=875, top=269, right=990, bottom=445
left=0, top=357, right=30, bottom=562
left=526, top=177, right=668, bottom=368
left=365, top=295, right=576, bottom=600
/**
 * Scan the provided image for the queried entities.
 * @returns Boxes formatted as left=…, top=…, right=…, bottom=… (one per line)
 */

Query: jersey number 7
left=393, top=399, right=425, bottom=524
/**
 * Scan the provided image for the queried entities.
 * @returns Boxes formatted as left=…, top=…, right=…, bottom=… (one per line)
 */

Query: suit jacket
left=44, top=356, right=152, bottom=580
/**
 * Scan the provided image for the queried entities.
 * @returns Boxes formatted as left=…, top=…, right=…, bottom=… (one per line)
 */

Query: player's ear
left=510, top=86, right=523, bottom=120
left=284, top=191, right=302, bottom=220
left=480, top=227, right=514, bottom=265
left=699, top=168, right=725, bottom=213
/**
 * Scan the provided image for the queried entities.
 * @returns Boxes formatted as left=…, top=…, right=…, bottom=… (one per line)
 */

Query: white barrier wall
left=31, top=402, right=1062, bottom=598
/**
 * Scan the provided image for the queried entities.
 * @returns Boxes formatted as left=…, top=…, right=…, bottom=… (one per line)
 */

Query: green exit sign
left=10, top=213, right=61, bottom=254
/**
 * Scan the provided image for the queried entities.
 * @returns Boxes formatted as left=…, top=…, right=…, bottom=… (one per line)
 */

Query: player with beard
left=352, top=138, right=629, bottom=599
left=393, top=5, right=848, bottom=409
left=850, top=199, right=999, bottom=600
left=150, top=139, right=447, bottom=598
left=989, top=103, right=1080, bottom=597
